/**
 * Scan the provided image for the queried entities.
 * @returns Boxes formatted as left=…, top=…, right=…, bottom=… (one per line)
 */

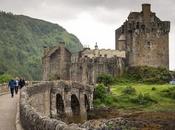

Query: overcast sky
left=0, top=0, right=175, bottom=70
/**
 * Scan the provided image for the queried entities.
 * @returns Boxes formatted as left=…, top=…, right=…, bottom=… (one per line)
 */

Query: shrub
left=152, top=87, right=156, bottom=91
left=104, top=95, right=114, bottom=105
left=122, top=86, right=136, bottom=95
left=93, top=84, right=107, bottom=102
left=93, top=99, right=102, bottom=106
left=0, top=74, right=13, bottom=84
left=127, top=66, right=172, bottom=84
left=161, top=87, right=175, bottom=99
left=131, top=93, right=157, bottom=105
left=97, top=73, right=114, bottom=86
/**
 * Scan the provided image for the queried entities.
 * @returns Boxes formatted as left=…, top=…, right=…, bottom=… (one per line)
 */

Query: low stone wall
left=19, top=81, right=90, bottom=130
left=0, top=83, right=9, bottom=95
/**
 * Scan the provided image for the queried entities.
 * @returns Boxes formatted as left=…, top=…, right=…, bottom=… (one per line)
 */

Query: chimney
left=142, top=4, right=151, bottom=22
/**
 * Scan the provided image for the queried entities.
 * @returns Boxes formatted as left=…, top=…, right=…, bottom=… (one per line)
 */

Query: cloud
left=0, top=0, right=175, bottom=69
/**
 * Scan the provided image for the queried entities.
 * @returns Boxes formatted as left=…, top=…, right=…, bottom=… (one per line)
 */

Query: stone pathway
left=0, top=93, right=19, bottom=130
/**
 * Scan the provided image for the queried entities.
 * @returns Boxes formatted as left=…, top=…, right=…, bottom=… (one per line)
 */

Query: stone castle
left=42, top=4, right=170, bottom=84
left=115, top=4, right=170, bottom=68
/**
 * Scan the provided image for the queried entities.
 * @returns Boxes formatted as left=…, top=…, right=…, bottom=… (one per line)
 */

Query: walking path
left=0, top=93, right=19, bottom=130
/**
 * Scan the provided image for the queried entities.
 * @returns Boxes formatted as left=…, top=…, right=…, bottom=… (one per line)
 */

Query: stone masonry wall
left=71, top=56, right=125, bottom=84
left=19, top=81, right=93, bottom=130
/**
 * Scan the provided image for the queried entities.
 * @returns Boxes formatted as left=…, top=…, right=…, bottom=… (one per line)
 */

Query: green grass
left=109, top=79, right=175, bottom=112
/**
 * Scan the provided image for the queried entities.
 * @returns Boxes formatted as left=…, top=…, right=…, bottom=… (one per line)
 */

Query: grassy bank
left=94, top=78, right=175, bottom=112
left=112, top=81, right=175, bottom=111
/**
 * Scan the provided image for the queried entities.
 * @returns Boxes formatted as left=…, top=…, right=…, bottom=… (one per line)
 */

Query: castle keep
left=116, top=4, right=170, bottom=69
left=43, top=4, right=170, bottom=84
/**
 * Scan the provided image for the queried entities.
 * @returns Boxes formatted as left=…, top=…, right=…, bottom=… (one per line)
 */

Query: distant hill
left=0, top=11, right=83, bottom=80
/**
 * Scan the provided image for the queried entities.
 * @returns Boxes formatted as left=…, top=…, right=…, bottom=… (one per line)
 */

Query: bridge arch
left=71, top=94, right=80, bottom=116
left=56, top=93, right=64, bottom=114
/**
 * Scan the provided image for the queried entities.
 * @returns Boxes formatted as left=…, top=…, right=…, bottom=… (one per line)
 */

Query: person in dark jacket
left=19, top=78, right=25, bottom=89
left=8, top=79, right=16, bottom=98
left=15, top=77, right=19, bottom=94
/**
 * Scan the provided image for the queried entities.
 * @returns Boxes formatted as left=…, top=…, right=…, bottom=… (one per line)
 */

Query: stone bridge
left=20, top=80, right=94, bottom=130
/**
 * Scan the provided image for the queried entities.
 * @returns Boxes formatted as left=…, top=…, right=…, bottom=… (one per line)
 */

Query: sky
left=0, top=0, right=174, bottom=70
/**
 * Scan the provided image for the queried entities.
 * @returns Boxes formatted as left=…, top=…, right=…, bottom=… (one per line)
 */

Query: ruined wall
left=115, top=4, right=170, bottom=69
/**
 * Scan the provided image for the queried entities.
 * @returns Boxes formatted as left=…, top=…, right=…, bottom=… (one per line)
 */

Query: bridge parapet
left=20, top=80, right=94, bottom=130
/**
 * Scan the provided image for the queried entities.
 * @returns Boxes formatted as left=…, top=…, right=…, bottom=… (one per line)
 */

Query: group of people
left=8, top=77, right=25, bottom=98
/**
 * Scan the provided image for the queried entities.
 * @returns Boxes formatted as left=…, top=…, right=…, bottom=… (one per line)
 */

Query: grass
left=108, top=78, right=175, bottom=112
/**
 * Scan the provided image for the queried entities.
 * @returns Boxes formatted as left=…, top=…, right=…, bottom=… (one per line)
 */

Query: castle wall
left=71, top=57, right=125, bottom=85
left=130, top=30, right=169, bottom=68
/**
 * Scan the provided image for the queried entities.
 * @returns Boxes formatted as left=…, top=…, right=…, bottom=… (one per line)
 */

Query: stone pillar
left=50, top=92, right=57, bottom=118
left=79, top=92, right=87, bottom=122
left=64, top=90, right=72, bottom=122
left=44, top=89, right=50, bottom=117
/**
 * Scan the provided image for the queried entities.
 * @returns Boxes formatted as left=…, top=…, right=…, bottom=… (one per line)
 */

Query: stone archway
left=71, top=94, right=80, bottom=116
left=84, top=94, right=90, bottom=112
left=56, top=94, right=64, bottom=114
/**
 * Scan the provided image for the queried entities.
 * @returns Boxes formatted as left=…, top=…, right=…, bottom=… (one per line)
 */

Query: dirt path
left=0, top=93, right=19, bottom=130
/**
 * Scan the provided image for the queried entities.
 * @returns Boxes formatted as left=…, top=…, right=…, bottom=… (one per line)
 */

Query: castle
left=115, top=4, right=170, bottom=68
left=42, top=4, right=170, bottom=84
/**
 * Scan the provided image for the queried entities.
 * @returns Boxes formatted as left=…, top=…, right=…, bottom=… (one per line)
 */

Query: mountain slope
left=0, top=11, right=83, bottom=80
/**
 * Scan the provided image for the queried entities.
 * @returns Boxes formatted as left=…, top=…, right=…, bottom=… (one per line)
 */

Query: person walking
left=15, top=77, right=19, bottom=94
left=19, top=78, right=26, bottom=89
left=8, top=79, right=16, bottom=98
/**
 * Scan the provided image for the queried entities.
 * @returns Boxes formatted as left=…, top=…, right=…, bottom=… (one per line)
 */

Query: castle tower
left=95, top=42, right=98, bottom=49
left=118, top=34, right=126, bottom=51
left=115, top=4, right=170, bottom=69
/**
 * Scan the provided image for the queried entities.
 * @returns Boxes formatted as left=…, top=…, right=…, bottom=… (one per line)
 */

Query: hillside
left=0, top=11, right=83, bottom=80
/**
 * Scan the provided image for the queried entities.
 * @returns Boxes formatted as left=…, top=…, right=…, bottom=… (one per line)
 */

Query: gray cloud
left=0, top=0, right=174, bottom=23
left=0, top=0, right=175, bottom=69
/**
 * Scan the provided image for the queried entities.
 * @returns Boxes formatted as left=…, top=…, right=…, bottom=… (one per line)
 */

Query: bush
left=97, top=73, right=114, bottom=86
left=93, top=84, right=107, bottom=102
left=131, top=93, right=157, bottom=105
left=93, top=84, right=118, bottom=107
left=122, top=86, right=136, bottom=95
left=127, top=66, right=172, bottom=84
left=161, top=87, right=175, bottom=99
left=0, top=74, right=13, bottom=84
left=152, top=87, right=156, bottom=91
left=104, top=95, right=114, bottom=105
left=93, top=99, right=102, bottom=106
